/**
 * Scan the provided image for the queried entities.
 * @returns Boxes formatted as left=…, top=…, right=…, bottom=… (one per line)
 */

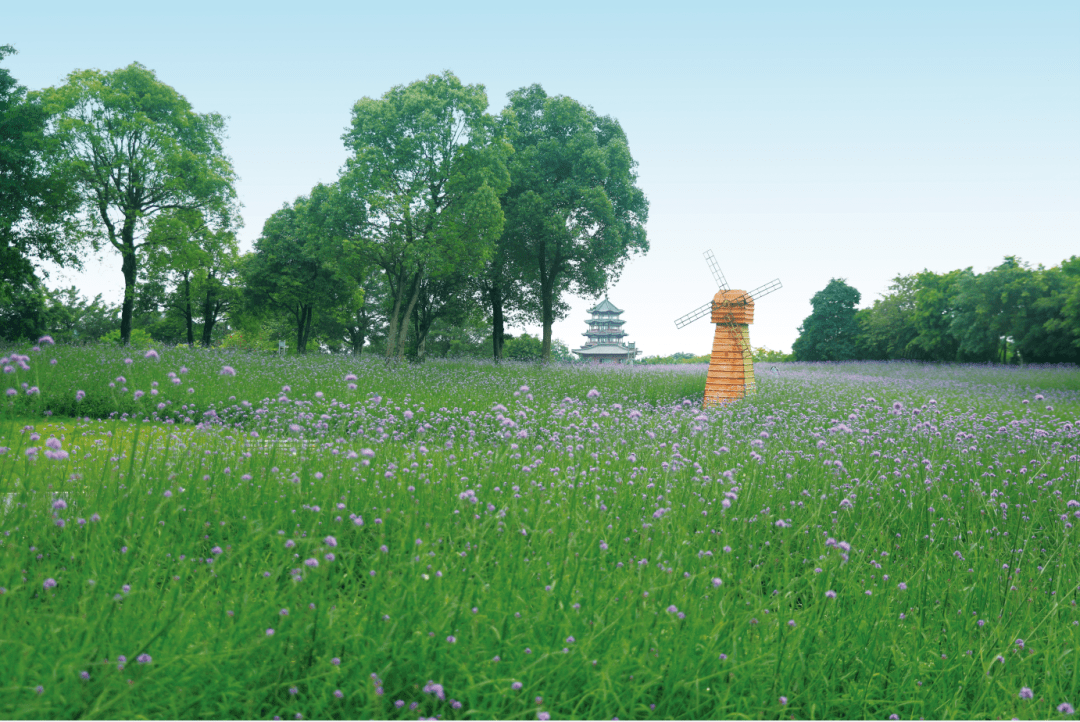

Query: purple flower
left=323, top=536, right=337, bottom=547
left=136, top=653, right=152, bottom=665
left=52, top=497, right=67, bottom=509
left=1019, top=687, right=1033, bottom=699
left=330, top=657, right=340, bottom=665
left=1058, top=703, right=1075, bottom=714
left=266, top=628, right=275, bottom=636
left=39, top=335, right=54, bottom=345
left=43, top=578, right=57, bottom=589
left=586, top=388, right=600, bottom=399
left=304, top=558, right=319, bottom=568
left=825, top=590, right=837, bottom=598
left=211, top=546, right=223, bottom=555
left=144, top=349, right=159, bottom=360
left=666, top=605, right=678, bottom=614
left=447, top=635, right=456, bottom=643
left=897, top=582, right=907, bottom=591
left=334, top=689, right=344, bottom=699
left=79, top=670, right=90, bottom=680
left=75, top=390, right=85, bottom=402
left=538, top=713, right=551, bottom=721
left=220, top=365, right=236, bottom=377
left=512, top=682, right=523, bottom=690
left=35, top=685, right=44, bottom=695
left=779, top=696, right=788, bottom=705
left=423, top=681, right=445, bottom=700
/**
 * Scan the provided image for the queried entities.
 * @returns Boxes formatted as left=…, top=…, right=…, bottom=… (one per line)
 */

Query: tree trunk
left=295, top=304, right=309, bottom=354
left=539, top=249, right=554, bottom=363
left=396, top=275, right=423, bottom=364
left=183, top=272, right=194, bottom=346
left=490, top=284, right=505, bottom=362
left=384, top=272, right=404, bottom=364
left=200, top=282, right=217, bottom=347
left=119, top=219, right=138, bottom=345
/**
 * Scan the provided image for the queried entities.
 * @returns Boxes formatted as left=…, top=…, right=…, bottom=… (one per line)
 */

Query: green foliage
left=641, top=352, right=710, bottom=365
left=792, top=278, right=862, bottom=361
left=751, top=346, right=792, bottom=362
left=503, top=332, right=544, bottom=361
left=854, top=274, right=918, bottom=360
left=500, top=85, right=649, bottom=361
left=0, top=46, right=80, bottom=306
left=42, top=286, right=118, bottom=343
left=37, top=62, right=238, bottom=344
left=242, top=185, right=356, bottom=354
left=340, top=71, right=510, bottom=363
left=99, top=327, right=153, bottom=349
left=851, top=257, right=1080, bottom=364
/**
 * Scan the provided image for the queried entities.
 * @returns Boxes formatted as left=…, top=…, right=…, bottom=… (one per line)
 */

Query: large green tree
left=0, top=45, right=78, bottom=311
left=854, top=274, right=918, bottom=360
left=144, top=209, right=240, bottom=346
left=905, top=268, right=970, bottom=361
left=37, top=62, right=237, bottom=344
left=792, top=278, right=862, bottom=361
left=500, top=85, right=649, bottom=362
left=243, top=185, right=355, bottom=353
left=339, top=71, right=510, bottom=363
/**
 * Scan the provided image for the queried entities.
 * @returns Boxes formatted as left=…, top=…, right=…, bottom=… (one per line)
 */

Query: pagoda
left=572, top=298, right=639, bottom=364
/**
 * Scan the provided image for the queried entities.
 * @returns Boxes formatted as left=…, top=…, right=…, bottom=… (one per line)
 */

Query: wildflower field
left=2, top=344, right=1080, bottom=720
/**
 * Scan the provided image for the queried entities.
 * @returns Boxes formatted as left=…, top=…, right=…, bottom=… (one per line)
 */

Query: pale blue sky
left=7, top=1, right=1079, bottom=354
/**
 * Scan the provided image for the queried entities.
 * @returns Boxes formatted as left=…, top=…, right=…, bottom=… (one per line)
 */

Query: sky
left=6, top=0, right=1079, bottom=355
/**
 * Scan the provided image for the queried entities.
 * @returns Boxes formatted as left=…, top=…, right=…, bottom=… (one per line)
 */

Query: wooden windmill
left=674, top=251, right=781, bottom=407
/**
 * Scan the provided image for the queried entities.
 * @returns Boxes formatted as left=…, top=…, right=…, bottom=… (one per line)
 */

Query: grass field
left=2, top=343, right=1079, bottom=719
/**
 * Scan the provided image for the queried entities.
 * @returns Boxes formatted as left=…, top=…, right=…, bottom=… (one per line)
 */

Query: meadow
left=2, top=342, right=1079, bottom=720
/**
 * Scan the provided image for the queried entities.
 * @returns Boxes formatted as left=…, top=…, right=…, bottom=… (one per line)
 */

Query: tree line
left=793, top=257, right=1080, bottom=364
left=0, top=48, right=649, bottom=362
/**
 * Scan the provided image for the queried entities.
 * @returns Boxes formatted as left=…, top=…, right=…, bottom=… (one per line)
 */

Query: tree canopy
left=36, top=62, right=238, bottom=344
left=339, top=71, right=510, bottom=363
left=0, top=45, right=78, bottom=309
left=792, top=279, right=862, bottom=361
left=499, top=85, right=649, bottom=362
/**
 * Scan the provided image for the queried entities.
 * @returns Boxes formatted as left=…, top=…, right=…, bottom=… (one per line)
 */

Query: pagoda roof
left=572, top=343, right=635, bottom=356
left=588, top=298, right=624, bottom=314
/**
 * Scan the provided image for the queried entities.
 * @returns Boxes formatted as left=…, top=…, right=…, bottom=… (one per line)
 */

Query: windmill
left=674, top=250, right=781, bottom=407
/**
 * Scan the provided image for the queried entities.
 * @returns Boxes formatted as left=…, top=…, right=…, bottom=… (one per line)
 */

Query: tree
left=37, top=62, right=237, bottom=344
left=500, top=85, right=649, bottom=362
left=144, top=209, right=240, bottom=346
left=950, top=257, right=1036, bottom=363
left=792, top=279, right=862, bottom=361
left=339, top=71, right=510, bottom=363
left=855, top=274, right=919, bottom=360
left=0, top=45, right=78, bottom=309
left=42, top=286, right=117, bottom=343
left=243, top=185, right=355, bottom=353
left=906, top=268, right=970, bottom=361
left=1042, top=256, right=1080, bottom=360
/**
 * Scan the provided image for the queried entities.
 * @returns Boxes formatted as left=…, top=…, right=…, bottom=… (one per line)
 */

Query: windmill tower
left=675, top=251, right=781, bottom=407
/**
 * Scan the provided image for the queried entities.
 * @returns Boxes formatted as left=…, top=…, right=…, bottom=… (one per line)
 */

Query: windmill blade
left=703, top=250, right=728, bottom=291
left=674, top=300, right=713, bottom=329
left=726, top=278, right=782, bottom=306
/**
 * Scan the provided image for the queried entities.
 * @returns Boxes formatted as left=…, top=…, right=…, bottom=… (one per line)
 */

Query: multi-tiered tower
left=572, top=298, right=639, bottom=364
left=675, top=251, right=781, bottom=407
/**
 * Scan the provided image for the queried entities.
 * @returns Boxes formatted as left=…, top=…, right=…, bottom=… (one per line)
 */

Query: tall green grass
left=1, top=345, right=1079, bottom=719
